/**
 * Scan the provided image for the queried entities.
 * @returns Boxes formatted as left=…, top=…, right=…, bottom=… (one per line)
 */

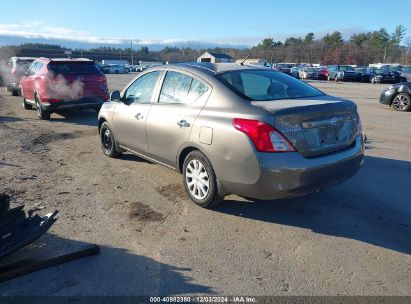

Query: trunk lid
left=252, top=96, right=360, bottom=157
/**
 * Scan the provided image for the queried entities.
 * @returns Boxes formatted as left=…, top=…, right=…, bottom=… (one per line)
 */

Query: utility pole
left=130, top=40, right=134, bottom=65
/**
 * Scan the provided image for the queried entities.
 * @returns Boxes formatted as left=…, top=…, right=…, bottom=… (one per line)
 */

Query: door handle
left=177, top=120, right=190, bottom=128
left=135, top=113, right=144, bottom=120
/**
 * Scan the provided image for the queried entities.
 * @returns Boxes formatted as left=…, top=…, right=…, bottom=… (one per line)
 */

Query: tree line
left=0, top=25, right=409, bottom=65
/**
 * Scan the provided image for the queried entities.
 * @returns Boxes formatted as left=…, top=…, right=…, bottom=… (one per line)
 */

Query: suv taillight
left=232, top=118, right=296, bottom=152
left=95, top=76, right=106, bottom=82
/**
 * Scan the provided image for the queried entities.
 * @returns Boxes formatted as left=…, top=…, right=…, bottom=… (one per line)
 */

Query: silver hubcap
left=36, top=101, right=41, bottom=114
left=185, top=159, right=209, bottom=200
left=392, top=95, right=410, bottom=111
left=102, top=128, right=112, bottom=150
left=393, top=95, right=409, bottom=111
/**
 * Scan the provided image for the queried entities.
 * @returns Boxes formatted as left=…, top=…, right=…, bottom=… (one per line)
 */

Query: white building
left=197, top=52, right=234, bottom=63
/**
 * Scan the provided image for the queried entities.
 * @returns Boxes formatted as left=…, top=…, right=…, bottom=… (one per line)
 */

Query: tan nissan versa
left=98, top=63, right=364, bottom=208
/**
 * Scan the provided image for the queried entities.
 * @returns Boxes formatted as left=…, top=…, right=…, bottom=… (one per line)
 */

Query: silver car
left=98, top=63, right=364, bottom=208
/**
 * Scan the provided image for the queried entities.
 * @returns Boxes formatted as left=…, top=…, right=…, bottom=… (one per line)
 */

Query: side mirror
left=110, top=91, right=121, bottom=102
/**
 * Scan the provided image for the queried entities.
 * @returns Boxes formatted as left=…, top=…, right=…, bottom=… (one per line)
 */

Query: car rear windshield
left=216, top=69, right=324, bottom=101
left=16, top=60, right=34, bottom=67
left=48, top=62, right=101, bottom=75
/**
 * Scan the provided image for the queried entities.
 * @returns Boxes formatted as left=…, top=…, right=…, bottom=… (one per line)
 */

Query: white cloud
left=0, top=21, right=192, bottom=46
left=0, top=21, right=366, bottom=49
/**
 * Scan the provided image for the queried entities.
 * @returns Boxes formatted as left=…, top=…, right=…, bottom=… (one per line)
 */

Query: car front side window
left=125, top=71, right=160, bottom=103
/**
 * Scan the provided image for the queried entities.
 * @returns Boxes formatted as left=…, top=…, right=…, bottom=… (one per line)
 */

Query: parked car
left=327, top=65, right=357, bottom=82
left=366, top=66, right=396, bottom=84
left=385, top=65, right=407, bottom=83
left=6, top=57, right=36, bottom=96
left=399, top=66, right=411, bottom=82
left=299, top=67, right=319, bottom=80
left=317, top=67, right=329, bottom=80
left=380, top=82, right=411, bottom=111
left=354, top=67, right=368, bottom=82
left=98, top=63, right=363, bottom=208
left=274, top=63, right=293, bottom=75
left=135, top=65, right=148, bottom=72
left=20, top=58, right=109, bottom=120
left=289, top=66, right=300, bottom=79
left=106, top=64, right=126, bottom=74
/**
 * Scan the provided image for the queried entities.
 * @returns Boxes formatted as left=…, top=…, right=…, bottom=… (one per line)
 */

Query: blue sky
left=1, top=0, right=410, bottom=47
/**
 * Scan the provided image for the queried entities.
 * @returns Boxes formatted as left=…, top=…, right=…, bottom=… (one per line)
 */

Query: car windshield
left=306, top=68, right=318, bottom=72
left=217, top=69, right=324, bottom=101
left=388, top=66, right=401, bottom=72
left=48, top=62, right=100, bottom=75
left=339, top=66, right=354, bottom=71
left=402, top=67, right=411, bottom=73
left=374, top=67, right=390, bottom=74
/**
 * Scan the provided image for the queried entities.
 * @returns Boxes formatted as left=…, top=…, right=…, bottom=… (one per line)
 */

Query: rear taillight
left=232, top=118, right=296, bottom=152
left=48, top=99, right=62, bottom=103
left=95, top=76, right=106, bottom=82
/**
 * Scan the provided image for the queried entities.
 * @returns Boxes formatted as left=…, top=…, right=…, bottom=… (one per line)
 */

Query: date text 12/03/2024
left=149, top=296, right=257, bottom=303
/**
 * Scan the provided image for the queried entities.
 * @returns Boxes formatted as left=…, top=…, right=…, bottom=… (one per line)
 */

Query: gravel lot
left=0, top=74, right=410, bottom=296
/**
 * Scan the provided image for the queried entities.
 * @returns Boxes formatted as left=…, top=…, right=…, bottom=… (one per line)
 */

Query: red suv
left=20, top=58, right=109, bottom=120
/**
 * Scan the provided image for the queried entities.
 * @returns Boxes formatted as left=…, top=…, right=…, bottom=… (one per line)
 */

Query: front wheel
left=182, top=151, right=222, bottom=209
left=99, top=122, right=121, bottom=157
left=392, top=93, right=411, bottom=111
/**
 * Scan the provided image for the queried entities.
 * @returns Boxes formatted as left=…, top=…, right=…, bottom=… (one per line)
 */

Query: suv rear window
left=217, top=69, right=323, bottom=101
left=48, top=62, right=101, bottom=75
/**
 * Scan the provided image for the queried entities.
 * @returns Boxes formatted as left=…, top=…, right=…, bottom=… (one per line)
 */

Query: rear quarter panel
left=185, top=82, right=270, bottom=185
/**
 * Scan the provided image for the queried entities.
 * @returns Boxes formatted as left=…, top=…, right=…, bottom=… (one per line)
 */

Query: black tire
left=392, top=93, right=411, bottom=112
left=99, top=121, right=121, bottom=157
left=21, top=89, right=32, bottom=110
left=182, top=150, right=222, bottom=209
left=11, top=88, right=19, bottom=96
left=35, top=95, right=50, bottom=120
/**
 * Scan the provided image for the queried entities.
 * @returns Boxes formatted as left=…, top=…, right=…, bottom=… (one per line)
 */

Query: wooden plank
left=0, top=243, right=100, bottom=282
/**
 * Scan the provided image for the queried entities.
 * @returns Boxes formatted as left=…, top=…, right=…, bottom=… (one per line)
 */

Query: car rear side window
left=48, top=62, right=100, bottom=75
left=159, top=71, right=208, bottom=104
left=125, top=71, right=161, bottom=103
left=217, top=69, right=323, bottom=101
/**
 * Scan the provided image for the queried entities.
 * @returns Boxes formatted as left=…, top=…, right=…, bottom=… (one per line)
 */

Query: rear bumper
left=41, top=97, right=106, bottom=111
left=221, top=136, right=364, bottom=200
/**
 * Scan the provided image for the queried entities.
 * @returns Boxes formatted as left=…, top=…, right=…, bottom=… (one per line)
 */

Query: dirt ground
left=0, top=74, right=410, bottom=296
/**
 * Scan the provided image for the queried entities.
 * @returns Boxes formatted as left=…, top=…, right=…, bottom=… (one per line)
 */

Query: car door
left=145, top=70, right=211, bottom=168
left=22, top=63, right=37, bottom=100
left=112, top=71, right=161, bottom=154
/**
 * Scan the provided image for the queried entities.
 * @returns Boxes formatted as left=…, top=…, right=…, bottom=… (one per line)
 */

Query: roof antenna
left=240, top=50, right=253, bottom=65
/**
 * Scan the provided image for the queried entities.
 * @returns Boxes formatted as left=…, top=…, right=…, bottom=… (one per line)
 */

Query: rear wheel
left=11, top=88, right=19, bottom=96
left=21, top=88, right=32, bottom=110
left=392, top=93, right=411, bottom=112
left=182, top=151, right=222, bottom=209
left=35, top=95, right=50, bottom=120
left=99, top=121, right=121, bottom=157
